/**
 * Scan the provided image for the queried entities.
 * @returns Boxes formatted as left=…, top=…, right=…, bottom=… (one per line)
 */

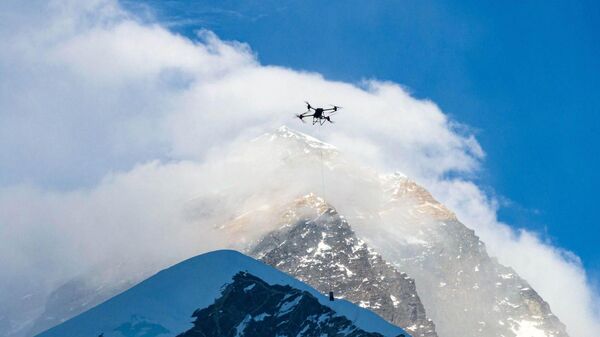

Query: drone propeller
left=295, top=113, right=307, bottom=123
left=329, top=104, right=343, bottom=111
left=304, top=101, right=313, bottom=110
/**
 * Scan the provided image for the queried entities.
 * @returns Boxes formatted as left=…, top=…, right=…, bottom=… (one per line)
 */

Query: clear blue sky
left=126, top=0, right=600, bottom=273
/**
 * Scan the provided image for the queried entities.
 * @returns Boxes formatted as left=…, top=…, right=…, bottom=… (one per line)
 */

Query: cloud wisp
left=0, top=1, right=598, bottom=337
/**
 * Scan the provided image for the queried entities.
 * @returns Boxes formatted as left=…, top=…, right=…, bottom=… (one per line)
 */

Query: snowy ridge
left=253, top=126, right=340, bottom=168
left=264, top=125, right=338, bottom=151
left=36, top=250, right=409, bottom=337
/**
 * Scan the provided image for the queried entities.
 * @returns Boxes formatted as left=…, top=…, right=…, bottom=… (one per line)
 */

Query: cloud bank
left=0, top=1, right=597, bottom=336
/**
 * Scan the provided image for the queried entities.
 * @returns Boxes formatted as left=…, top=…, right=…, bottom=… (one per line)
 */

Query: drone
left=296, top=101, right=342, bottom=125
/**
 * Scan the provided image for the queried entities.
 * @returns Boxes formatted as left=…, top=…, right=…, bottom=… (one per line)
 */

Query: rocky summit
left=249, top=194, right=437, bottom=337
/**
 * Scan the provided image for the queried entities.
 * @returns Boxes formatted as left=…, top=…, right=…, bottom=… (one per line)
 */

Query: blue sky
left=124, top=0, right=600, bottom=272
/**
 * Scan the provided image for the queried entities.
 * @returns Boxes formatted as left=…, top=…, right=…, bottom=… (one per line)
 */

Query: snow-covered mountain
left=238, top=127, right=569, bottom=337
left=249, top=194, right=437, bottom=337
left=21, top=126, right=569, bottom=337
left=36, top=250, right=409, bottom=337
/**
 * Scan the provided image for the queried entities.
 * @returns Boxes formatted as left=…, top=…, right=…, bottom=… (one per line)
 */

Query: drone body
left=296, top=101, right=341, bottom=125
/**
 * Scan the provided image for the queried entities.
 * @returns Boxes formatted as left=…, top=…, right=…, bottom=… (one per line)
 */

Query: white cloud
left=0, top=1, right=598, bottom=337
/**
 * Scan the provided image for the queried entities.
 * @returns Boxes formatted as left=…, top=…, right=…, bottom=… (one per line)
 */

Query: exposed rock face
left=388, top=217, right=568, bottom=337
left=179, top=272, right=405, bottom=337
left=371, top=174, right=570, bottom=337
left=249, top=194, right=437, bottom=337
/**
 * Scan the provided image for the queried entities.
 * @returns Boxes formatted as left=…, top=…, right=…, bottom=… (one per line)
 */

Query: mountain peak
left=262, top=125, right=337, bottom=151
left=249, top=198, right=438, bottom=337
left=291, top=193, right=330, bottom=212
left=381, top=173, right=456, bottom=221
left=38, top=249, right=408, bottom=337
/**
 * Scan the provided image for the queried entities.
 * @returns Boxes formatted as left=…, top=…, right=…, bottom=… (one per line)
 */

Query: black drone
left=296, top=101, right=342, bottom=125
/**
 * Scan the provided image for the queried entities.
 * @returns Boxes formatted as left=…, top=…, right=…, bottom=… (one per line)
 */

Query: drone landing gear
left=312, top=118, right=331, bottom=125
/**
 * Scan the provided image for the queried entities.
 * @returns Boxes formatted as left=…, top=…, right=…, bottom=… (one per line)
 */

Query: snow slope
left=36, top=250, right=409, bottom=337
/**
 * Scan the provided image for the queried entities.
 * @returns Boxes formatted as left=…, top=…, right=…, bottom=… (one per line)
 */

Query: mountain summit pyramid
left=242, top=127, right=570, bottom=337
left=249, top=194, right=437, bottom=337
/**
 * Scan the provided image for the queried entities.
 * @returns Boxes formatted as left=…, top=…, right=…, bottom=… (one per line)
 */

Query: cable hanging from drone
left=295, top=101, right=343, bottom=301
left=294, top=100, right=342, bottom=200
